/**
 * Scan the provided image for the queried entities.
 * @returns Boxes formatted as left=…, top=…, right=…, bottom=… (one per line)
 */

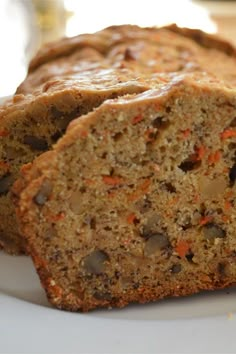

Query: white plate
left=1, top=96, right=236, bottom=354
left=1, top=252, right=236, bottom=354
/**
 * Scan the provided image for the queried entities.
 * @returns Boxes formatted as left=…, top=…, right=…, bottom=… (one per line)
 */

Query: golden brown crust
left=166, top=24, right=236, bottom=57
left=28, top=24, right=236, bottom=74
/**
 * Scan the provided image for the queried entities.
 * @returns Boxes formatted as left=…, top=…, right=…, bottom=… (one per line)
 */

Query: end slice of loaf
left=0, top=71, right=147, bottom=254
left=14, top=74, right=236, bottom=311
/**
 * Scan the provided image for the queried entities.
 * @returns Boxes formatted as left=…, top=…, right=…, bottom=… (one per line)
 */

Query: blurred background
left=0, top=0, right=235, bottom=97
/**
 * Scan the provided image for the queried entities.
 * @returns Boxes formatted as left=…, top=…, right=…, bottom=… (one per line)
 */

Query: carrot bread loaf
left=1, top=24, right=236, bottom=254
left=14, top=73, right=236, bottom=311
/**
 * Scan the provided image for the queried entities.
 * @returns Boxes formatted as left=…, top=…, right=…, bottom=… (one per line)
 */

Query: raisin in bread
left=1, top=24, right=236, bottom=254
left=14, top=73, right=236, bottom=311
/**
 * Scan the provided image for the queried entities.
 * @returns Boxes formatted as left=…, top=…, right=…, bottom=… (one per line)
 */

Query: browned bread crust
left=28, top=24, right=236, bottom=74
left=166, top=24, right=236, bottom=56
left=14, top=74, right=236, bottom=311
left=1, top=24, right=236, bottom=254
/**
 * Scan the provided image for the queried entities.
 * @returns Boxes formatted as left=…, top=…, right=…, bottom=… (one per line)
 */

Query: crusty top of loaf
left=28, top=24, right=236, bottom=73
left=16, top=24, right=236, bottom=96
left=0, top=25, right=235, bottom=125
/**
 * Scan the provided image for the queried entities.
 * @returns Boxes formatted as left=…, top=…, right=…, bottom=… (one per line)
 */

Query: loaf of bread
left=1, top=24, right=236, bottom=257
left=14, top=71, right=236, bottom=311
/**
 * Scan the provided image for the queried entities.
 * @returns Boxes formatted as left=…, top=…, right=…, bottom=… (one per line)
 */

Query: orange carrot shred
left=79, top=130, right=88, bottom=138
left=182, top=129, right=191, bottom=138
left=127, top=192, right=139, bottom=202
left=208, top=150, right=221, bottom=164
left=221, top=129, right=236, bottom=140
left=225, top=190, right=233, bottom=199
left=140, top=179, right=151, bottom=192
left=168, top=196, right=179, bottom=206
left=49, top=212, right=65, bottom=222
left=127, top=179, right=150, bottom=201
left=0, top=130, right=9, bottom=137
left=195, top=145, right=206, bottom=160
left=127, top=213, right=136, bottom=224
left=137, top=287, right=145, bottom=293
left=33, top=254, right=48, bottom=268
left=175, top=240, right=190, bottom=258
left=102, top=175, right=123, bottom=186
left=223, top=167, right=229, bottom=174
left=224, top=201, right=232, bottom=210
left=131, top=114, right=143, bottom=125
left=199, top=216, right=213, bottom=226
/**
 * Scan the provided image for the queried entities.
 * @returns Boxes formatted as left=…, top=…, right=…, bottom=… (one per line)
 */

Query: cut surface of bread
left=0, top=73, right=147, bottom=254
left=1, top=24, right=236, bottom=254
left=14, top=74, right=236, bottom=311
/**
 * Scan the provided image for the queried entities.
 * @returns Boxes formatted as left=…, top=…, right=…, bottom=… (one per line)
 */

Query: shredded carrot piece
left=175, top=240, right=190, bottom=258
left=131, top=114, right=143, bottom=125
left=49, top=212, right=65, bottom=222
left=127, top=213, right=136, bottom=224
left=33, top=254, right=48, bottom=268
left=79, top=130, right=88, bottom=138
left=137, top=287, right=145, bottom=293
left=224, top=201, right=232, bottom=210
left=127, top=179, right=150, bottom=201
left=0, top=130, right=9, bottom=137
left=155, top=103, right=162, bottom=110
left=224, top=248, right=232, bottom=255
left=127, top=191, right=139, bottom=202
left=208, top=150, right=221, bottom=164
left=165, top=211, right=173, bottom=217
left=223, top=167, right=229, bottom=174
left=225, top=190, right=233, bottom=199
left=193, top=194, right=200, bottom=202
left=140, top=179, right=151, bottom=192
left=168, top=196, right=179, bottom=206
left=221, top=129, right=236, bottom=140
left=181, top=129, right=191, bottom=138
left=102, top=175, right=123, bottom=186
left=199, top=216, right=213, bottom=226
left=195, top=145, right=206, bottom=160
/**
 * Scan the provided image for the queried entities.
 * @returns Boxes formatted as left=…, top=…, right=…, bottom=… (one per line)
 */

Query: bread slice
left=1, top=24, right=236, bottom=254
left=0, top=69, right=148, bottom=254
left=14, top=73, right=236, bottom=311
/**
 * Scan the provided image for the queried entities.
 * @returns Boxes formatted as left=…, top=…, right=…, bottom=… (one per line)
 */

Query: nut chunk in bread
left=14, top=74, right=236, bottom=311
